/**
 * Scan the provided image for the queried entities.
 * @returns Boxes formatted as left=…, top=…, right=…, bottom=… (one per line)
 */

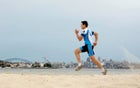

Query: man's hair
left=81, top=21, right=88, bottom=27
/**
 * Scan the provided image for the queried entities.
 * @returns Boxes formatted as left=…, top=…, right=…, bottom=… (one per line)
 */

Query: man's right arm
left=75, top=29, right=83, bottom=41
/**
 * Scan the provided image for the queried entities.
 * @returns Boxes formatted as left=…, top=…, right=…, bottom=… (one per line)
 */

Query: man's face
left=81, top=23, right=86, bottom=30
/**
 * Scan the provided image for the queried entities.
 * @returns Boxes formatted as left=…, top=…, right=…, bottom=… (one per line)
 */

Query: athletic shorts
left=80, top=44, right=95, bottom=56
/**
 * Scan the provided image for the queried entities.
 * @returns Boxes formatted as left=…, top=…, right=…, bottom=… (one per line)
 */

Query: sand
left=0, top=73, right=140, bottom=88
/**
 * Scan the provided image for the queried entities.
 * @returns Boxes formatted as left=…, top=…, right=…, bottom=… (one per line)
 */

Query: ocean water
left=0, top=68, right=140, bottom=75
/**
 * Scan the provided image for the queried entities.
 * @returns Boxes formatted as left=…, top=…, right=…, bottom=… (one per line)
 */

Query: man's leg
left=87, top=45, right=107, bottom=75
left=87, top=45, right=102, bottom=68
left=74, top=48, right=81, bottom=64
left=74, top=48, right=82, bottom=71
left=90, top=56, right=107, bottom=75
left=90, top=56, right=103, bottom=69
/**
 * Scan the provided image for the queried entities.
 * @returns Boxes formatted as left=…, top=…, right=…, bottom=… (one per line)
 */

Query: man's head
left=81, top=21, right=88, bottom=29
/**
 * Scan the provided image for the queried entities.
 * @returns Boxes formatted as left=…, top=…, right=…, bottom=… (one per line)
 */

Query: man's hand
left=75, top=29, right=83, bottom=41
left=75, top=29, right=79, bottom=34
left=93, top=42, right=97, bottom=46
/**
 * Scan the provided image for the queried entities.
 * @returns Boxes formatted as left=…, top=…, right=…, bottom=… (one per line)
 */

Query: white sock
left=78, top=63, right=82, bottom=66
left=101, top=68, right=105, bottom=72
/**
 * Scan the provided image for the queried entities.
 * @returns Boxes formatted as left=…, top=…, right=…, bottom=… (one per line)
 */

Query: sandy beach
left=0, top=73, right=140, bottom=88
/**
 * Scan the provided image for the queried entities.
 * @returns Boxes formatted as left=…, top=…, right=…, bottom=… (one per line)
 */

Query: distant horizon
left=1, top=47, right=140, bottom=63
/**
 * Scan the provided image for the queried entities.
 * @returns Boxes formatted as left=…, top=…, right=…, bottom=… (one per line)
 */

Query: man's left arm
left=94, top=32, right=98, bottom=46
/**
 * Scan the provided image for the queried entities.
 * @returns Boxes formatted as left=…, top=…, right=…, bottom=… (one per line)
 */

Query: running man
left=74, top=21, right=107, bottom=75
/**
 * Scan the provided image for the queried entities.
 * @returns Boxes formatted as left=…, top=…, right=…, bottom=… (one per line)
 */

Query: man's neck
left=83, top=27, right=87, bottom=30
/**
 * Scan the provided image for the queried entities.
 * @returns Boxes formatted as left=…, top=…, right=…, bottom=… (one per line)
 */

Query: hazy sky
left=0, top=0, right=140, bottom=62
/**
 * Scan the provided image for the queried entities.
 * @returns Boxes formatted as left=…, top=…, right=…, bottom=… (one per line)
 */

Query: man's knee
left=90, top=56, right=96, bottom=60
left=74, top=48, right=80, bottom=54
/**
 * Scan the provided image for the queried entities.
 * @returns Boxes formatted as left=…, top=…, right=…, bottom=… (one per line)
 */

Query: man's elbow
left=78, top=39, right=82, bottom=41
left=78, top=38, right=82, bottom=41
left=94, top=32, right=98, bottom=36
